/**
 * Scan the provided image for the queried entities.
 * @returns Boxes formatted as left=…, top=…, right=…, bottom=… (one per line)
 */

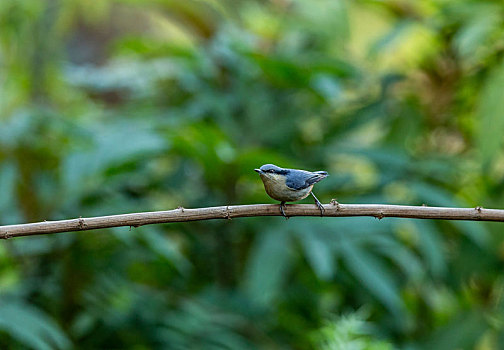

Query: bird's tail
left=306, top=171, right=328, bottom=186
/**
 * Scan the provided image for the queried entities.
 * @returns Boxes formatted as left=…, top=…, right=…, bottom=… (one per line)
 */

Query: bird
left=254, top=164, right=328, bottom=218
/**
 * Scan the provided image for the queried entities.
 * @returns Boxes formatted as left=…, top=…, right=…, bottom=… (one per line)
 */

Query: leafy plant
left=1, top=0, right=504, bottom=348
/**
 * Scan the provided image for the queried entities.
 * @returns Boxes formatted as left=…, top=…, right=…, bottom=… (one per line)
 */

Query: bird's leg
left=280, top=201, right=288, bottom=219
left=311, top=192, right=325, bottom=216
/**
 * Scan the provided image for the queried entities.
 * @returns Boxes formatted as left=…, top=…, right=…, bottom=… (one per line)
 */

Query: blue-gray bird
left=254, top=164, right=328, bottom=217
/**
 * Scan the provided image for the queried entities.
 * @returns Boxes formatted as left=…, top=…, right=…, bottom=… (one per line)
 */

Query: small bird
left=255, top=164, right=328, bottom=217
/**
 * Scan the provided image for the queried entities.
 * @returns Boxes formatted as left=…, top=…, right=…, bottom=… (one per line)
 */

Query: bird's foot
left=316, top=201, right=325, bottom=216
left=280, top=202, right=289, bottom=220
left=311, top=192, right=325, bottom=216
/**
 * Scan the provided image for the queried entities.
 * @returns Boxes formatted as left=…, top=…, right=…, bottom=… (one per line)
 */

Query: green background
left=1, top=0, right=504, bottom=348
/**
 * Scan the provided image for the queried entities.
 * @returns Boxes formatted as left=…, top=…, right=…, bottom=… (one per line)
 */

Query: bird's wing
left=286, top=170, right=328, bottom=190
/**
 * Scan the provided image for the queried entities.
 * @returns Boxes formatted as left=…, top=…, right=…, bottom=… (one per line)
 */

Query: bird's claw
left=280, top=202, right=289, bottom=220
left=316, top=201, right=325, bottom=216
left=311, top=192, right=324, bottom=217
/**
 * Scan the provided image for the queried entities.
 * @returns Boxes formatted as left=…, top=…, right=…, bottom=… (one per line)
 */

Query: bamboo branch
left=0, top=202, right=501, bottom=239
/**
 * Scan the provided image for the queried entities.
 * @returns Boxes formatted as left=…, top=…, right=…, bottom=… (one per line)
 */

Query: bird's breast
left=260, top=174, right=313, bottom=202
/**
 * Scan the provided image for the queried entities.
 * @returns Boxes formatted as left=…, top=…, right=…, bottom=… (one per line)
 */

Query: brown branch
left=0, top=203, right=502, bottom=239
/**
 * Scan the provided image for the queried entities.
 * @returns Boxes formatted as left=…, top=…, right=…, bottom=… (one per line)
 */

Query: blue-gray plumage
left=254, top=164, right=328, bottom=217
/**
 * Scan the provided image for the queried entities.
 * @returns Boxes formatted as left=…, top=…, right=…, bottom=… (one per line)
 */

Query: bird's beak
left=254, top=169, right=262, bottom=174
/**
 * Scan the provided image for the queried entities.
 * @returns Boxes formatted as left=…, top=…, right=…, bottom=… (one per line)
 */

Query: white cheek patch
left=268, top=173, right=284, bottom=182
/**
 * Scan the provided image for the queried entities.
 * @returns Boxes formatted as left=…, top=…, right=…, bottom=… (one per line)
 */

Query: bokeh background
left=1, top=0, right=504, bottom=348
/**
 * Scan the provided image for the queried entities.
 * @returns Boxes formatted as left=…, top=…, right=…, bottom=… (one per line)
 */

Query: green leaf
left=341, top=240, right=404, bottom=315
left=413, top=221, right=446, bottom=279
left=8, top=235, right=73, bottom=256
left=314, top=311, right=393, bottom=350
left=476, top=59, right=504, bottom=167
left=244, top=226, right=292, bottom=306
left=409, top=182, right=458, bottom=207
left=294, top=223, right=336, bottom=281
left=422, top=311, right=486, bottom=350
left=0, top=299, right=71, bottom=350
left=141, top=228, right=192, bottom=275
left=451, top=220, right=490, bottom=248
left=452, top=4, right=500, bottom=62
left=62, top=120, right=167, bottom=192
left=370, top=235, right=424, bottom=281
left=370, top=20, right=414, bottom=56
left=0, top=161, right=22, bottom=225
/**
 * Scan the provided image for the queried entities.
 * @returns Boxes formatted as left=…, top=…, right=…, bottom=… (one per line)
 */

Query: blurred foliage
left=313, top=310, right=392, bottom=350
left=1, top=0, right=504, bottom=348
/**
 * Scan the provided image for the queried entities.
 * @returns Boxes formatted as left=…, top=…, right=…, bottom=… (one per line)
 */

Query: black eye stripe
left=259, top=166, right=287, bottom=174
left=263, top=169, right=287, bottom=175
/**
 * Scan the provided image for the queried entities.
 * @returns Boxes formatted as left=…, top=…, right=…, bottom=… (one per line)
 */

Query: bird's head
left=254, top=164, right=288, bottom=180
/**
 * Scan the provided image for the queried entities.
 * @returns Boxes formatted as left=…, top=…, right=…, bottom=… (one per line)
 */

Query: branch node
left=330, top=199, right=340, bottom=210
left=225, top=206, right=231, bottom=220
left=1, top=231, right=11, bottom=239
left=78, top=216, right=87, bottom=229
left=376, top=211, right=384, bottom=220
left=177, top=206, right=185, bottom=213
left=475, top=206, right=483, bottom=220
